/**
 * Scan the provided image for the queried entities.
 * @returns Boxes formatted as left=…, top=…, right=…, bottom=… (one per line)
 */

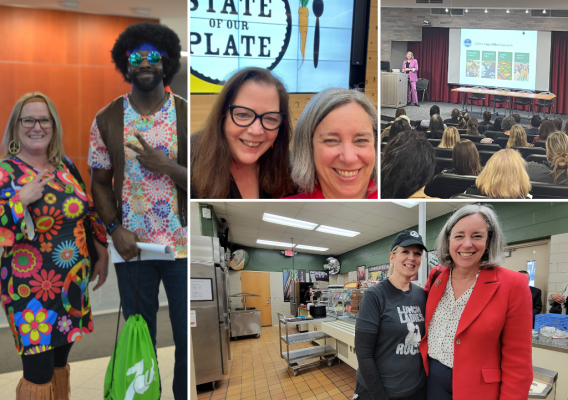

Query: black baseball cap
left=391, top=230, right=427, bottom=251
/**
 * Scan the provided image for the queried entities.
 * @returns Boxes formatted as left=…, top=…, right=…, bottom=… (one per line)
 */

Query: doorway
left=241, top=271, right=272, bottom=326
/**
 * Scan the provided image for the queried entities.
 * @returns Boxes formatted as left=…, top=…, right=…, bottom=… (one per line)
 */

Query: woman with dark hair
left=447, top=140, right=482, bottom=176
left=552, top=118, right=563, bottom=131
left=465, top=118, right=481, bottom=136
left=190, top=67, right=294, bottom=198
left=532, top=120, right=554, bottom=144
left=381, top=130, right=437, bottom=198
left=428, top=114, right=445, bottom=139
left=479, top=111, right=492, bottom=133
left=456, top=112, right=469, bottom=129
left=387, top=118, right=411, bottom=142
left=491, top=117, right=504, bottom=132
left=527, top=131, right=568, bottom=185
left=380, top=107, right=407, bottom=140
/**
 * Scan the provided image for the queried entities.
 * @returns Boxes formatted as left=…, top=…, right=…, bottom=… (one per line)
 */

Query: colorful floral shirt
left=88, top=93, right=187, bottom=258
left=0, top=156, right=107, bottom=355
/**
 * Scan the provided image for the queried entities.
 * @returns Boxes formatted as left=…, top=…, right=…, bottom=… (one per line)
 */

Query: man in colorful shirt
left=89, top=22, right=187, bottom=400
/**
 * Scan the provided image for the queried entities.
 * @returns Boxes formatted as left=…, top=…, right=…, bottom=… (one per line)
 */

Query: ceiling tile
left=264, top=203, right=305, bottom=218
left=330, top=206, right=367, bottom=221
left=301, top=202, right=342, bottom=215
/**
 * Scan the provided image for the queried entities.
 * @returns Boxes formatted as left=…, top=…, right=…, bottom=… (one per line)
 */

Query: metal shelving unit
left=278, top=313, right=337, bottom=376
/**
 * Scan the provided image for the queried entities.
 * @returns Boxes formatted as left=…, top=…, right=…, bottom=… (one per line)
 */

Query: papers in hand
left=108, top=240, right=175, bottom=263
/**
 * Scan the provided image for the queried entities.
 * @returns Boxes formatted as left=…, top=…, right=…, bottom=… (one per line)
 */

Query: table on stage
left=451, top=87, right=556, bottom=118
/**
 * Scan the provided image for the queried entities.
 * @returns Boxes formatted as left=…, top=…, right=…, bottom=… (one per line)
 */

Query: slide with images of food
left=459, top=29, right=537, bottom=90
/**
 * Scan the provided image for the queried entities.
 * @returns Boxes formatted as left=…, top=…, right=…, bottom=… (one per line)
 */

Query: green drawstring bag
left=104, top=259, right=160, bottom=399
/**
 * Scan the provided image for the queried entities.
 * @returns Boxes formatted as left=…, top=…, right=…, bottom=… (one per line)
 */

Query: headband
left=23, top=96, right=47, bottom=106
left=126, top=43, right=168, bottom=57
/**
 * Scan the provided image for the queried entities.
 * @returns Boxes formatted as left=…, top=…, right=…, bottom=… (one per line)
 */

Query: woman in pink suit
left=420, top=204, right=533, bottom=400
left=403, top=51, right=419, bottom=107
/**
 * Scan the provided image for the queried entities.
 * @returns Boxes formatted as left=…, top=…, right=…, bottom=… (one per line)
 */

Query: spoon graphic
left=313, top=0, right=324, bottom=68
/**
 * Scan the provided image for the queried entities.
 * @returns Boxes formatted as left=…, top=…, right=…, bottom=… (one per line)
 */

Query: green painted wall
left=198, top=203, right=221, bottom=238
left=338, top=202, right=568, bottom=273
left=235, top=245, right=327, bottom=273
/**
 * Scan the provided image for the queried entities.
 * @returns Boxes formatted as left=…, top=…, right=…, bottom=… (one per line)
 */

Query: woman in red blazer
left=420, top=204, right=533, bottom=400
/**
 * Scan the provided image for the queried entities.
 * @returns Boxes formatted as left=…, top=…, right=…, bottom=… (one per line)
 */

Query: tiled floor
left=0, top=346, right=176, bottom=400
left=197, top=326, right=357, bottom=400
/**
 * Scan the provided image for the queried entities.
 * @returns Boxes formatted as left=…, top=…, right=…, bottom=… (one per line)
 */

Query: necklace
left=129, top=92, right=168, bottom=132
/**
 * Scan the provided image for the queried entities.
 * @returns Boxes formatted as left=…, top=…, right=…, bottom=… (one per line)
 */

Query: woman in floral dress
left=0, top=92, right=108, bottom=399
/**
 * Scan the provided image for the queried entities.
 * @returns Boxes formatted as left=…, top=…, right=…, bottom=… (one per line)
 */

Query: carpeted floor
left=0, top=306, right=175, bottom=374
left=381, top=100, right=564, bottom=126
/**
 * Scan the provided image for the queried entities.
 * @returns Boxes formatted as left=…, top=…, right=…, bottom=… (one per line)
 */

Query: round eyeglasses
left=128, top=51, right=163, bottom=67
left=19, top=118, right=54, bottom=129
left=229, top=105, right=285, bottom=131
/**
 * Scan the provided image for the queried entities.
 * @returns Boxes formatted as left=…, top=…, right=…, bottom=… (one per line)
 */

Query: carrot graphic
left=299, top=0, right=309, bottom=64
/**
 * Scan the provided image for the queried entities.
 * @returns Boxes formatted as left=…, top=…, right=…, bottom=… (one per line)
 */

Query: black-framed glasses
left=128, top=51, right=163, bottom=66
left=19, top=117, right=54, bottom=129
left=229, top=105, right=285, bottom=131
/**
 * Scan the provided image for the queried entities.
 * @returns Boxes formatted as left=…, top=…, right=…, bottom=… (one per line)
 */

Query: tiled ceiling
left=206, top=201, right=468, bottom=255
left=0, top=0, right=185, bottom=18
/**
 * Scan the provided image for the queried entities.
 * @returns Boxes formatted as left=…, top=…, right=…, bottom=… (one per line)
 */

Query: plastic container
left=534, top=314, right=568, bottom=332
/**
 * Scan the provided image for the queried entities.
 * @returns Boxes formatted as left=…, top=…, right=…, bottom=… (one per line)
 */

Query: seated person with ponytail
left=526, top=131, right=568, bottom=185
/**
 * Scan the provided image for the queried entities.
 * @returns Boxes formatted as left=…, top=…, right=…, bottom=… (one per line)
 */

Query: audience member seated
left=444, top=108, right=461, bottom=125
left=438, top=126, right=460, bottom=149
left=526, top=131, right=568, bottom=185
left=427, top=114, right=445, bottom=139
left=456, top=111, right=470, bottom=129
left=420, top=105, right=446, bottom=129
left=553, top=118, right=563, bottom=132
left=527, top=115, right=541, bottom=135
left=533, top=120, right=554, bottom=143
left=380, top=107, right=407, bottom=141
left=493, top=115, right=516, bottom=140
left=506, top=125, right=532, bottom=148
left=444, top=139, right=482, bottom=176
left=492, top=117, right=504, bottom=132
left=563, top=121, right=568, bottom=135
left=466, top=118, right=483, bottom=136
left=512, top=114, right=521, bottom=124
left=479, top=110, right=493, bottom=133
left=386, top=118, right=411, bottom=143
left=381, top=130, right=437, bottom=199
left=466, top=149, right=531, bottom=199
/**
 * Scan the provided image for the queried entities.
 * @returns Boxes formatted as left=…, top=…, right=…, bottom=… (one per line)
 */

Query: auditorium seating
left=478, top=150, right=496, bottom=166
left=533, top=141, right=546, bottom=149
left=483, top=130, right=502, bottom=139
left=526, top=154, right=547, bottom=164
left=434, top=147, right=453, bottom=158
left=511, top=146, right=546, bottom=160
left=490, top=88, right=511, bottom=114
left=380, top=122, right=389, bottom=130
left=426, top=130, right=444, bottom=139
left=530, top=182, right=568, bottom=199
left=457, top=129, right=467, bottom=135
left=435, top=157, right=452, bottom=174
left=534, top=91, right=555, bottom=119
left=474, top=142, right=501, bottom=152
left=381, top=115, right=395, bottom=122
left=459, top=134, right=484, bottom=143
left=513, top=91, right=534, bottom=117
left=495, top=137, right=509, bottom=148
left=527, top=134, right=538, bottom=142
left=450, top=193, right=493, bottom=199
left=427, top=139, right=441, bottom=147
left=424, top=173, right=477, bottom=199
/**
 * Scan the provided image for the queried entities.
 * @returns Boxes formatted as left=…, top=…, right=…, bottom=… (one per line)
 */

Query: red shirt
left=284, top=180, right=378, bottom=199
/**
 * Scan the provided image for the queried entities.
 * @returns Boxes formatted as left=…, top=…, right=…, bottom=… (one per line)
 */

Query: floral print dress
left=0, top=156, right=106, bottom=355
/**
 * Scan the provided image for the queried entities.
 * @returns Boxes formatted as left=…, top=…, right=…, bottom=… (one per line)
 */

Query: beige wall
left=548, top=233, right=568, bottom=311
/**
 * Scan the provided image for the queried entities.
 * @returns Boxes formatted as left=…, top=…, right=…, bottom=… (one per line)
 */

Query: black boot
left=414, top=103, right=420, bottom=107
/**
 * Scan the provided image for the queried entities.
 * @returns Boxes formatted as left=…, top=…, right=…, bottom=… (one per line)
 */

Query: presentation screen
left=447, top=29, right=552, bottom=92
left=190, top=0, right=355, bottom=94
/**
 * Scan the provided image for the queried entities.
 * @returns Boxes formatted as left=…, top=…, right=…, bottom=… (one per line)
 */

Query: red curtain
left=551, top=32, right=568, bottom=115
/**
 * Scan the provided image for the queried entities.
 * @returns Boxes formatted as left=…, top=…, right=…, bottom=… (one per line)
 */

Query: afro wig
left=111, top=21, right=182, bottom=87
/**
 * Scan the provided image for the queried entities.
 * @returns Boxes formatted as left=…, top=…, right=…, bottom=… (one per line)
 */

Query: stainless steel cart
left=230, top=292, right=261, bottom=339
left=278, top=313, right=337, bottom=376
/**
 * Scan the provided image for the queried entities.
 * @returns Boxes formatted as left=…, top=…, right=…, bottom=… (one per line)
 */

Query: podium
left=381, top=72, right=408, bottom=108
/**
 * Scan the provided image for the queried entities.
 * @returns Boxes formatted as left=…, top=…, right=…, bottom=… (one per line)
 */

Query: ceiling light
left=543, top=9, right=546, bottom=13
left=506, top=9, right=509, bottom=13
left=316, top=225, right=360, bottom=237
left=465, top=9, right=468, bottom=13
left=296, top=245, right=329, bottom=251
left=257, top=240, right=296, bottom=247
left=445, top=8, right=448, bottom=12
left=393, top=201, right=419, bottom=209
left=485, top=9, right=488, bottom=13
left=262, top=213, right=318, bottom=230
left=526, top=9, right=529, bottom=13
left=132, top=7, right=151, bottom=15
left=60, top=0, right=79, bottom=8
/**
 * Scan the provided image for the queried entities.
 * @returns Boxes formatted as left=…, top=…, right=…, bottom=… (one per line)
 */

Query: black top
left=405, top=61, right=410, bottom=69
left=190, top=181, right=274, bottom=199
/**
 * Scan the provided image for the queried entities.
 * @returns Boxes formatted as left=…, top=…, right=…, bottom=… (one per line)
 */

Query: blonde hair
left=439, top=127, right=460, bottom=149
left=387, top=246, right=401, bottom=277
left=476, top=149, right=531, bottom=198
left=2, top=92, right=64, bottom=166
left=507, top=125, right=531, bottom=148
left=546, top=131, right=568, bottom=185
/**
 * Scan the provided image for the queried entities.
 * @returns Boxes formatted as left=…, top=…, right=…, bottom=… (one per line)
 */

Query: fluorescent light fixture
left=132, top=7, right=151, bottom=15
left=262, top=213, right=318, bottom=230
left=526, top=9, right=529, bottom=13
left=465, top=9, right=468, bottom=12
left=445, top=8, right=448, bottom=12
left=392, top=201, right=419, bottom=209
left=257, top=240, right=296, bottom=247
left=60, top=0, right=79, bottom=8
left=316, top=225, right=360, bottom=237
left=543, top=9, right=546, bottom=13
left=506, top=9, right=509, bottom=13
left=296, top=245, right=329, bottom=251
left=485, top=9, right=488, bottom=13
left=181, top=51, right=188, bottom=57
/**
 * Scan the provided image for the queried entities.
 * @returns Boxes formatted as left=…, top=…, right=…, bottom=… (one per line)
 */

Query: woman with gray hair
left=287, top=88, right=378, bottom=199
left=403, top=51, right=419, bottom=106
left=419, top=204, right=533, bottom=400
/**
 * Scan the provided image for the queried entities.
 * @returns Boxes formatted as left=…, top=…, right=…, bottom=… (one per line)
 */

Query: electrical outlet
left=202, top=208, right=211, bottom=219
